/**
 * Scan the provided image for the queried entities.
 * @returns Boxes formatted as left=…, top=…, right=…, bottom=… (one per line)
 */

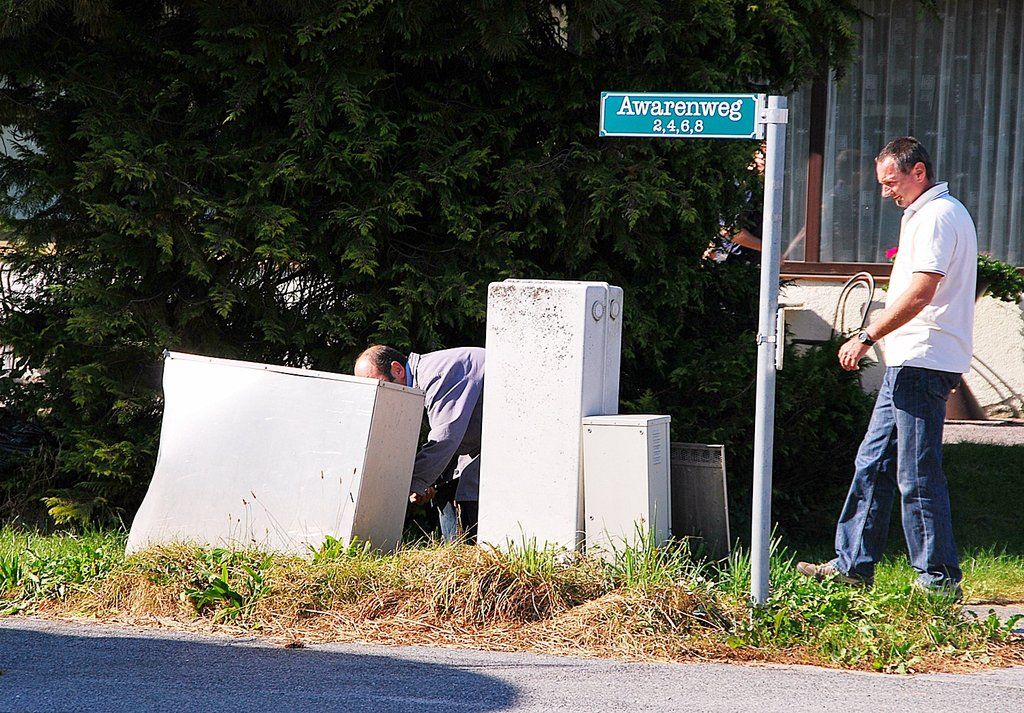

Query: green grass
left=724, top=544, right=1012, bottom=673
left=0, top=528, right=125, bottom=612
left=945, top=444, right=1024, bottom=552
left=956, top=550, right=1024, bottom=603
left=785, top=443, right=1024, bottom=604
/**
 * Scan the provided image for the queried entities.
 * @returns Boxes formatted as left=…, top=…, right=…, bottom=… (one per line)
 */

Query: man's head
left=875, top=137, right=934, bottom=208
left=354, top=345, right=408, bottom=384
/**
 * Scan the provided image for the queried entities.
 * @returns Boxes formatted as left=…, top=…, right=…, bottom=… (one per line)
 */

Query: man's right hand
left=838, top=336, right=872, bottom=371
left=409, top=485, right=436, bottom=505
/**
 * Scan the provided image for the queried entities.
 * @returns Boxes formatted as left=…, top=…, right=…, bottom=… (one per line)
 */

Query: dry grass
left=8, top=538, right=1019, bottom=675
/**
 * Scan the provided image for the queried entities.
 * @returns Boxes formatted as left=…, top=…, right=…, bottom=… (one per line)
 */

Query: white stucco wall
left=781, top=279, right=1024, bottom=417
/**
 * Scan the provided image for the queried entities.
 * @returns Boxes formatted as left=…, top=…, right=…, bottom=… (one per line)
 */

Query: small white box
left=582, top=415, right=671, bottom=557
left=126, top=352, right=425, bottom=556
left=477, top=279, right=623, bottom=551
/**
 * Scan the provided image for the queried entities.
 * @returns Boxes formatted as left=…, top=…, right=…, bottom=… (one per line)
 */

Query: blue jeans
left=435, top=477, right=478, bottom=545
left=437, top=500, right=478, bottom=544
left=832, top=366, right=962, bottom=587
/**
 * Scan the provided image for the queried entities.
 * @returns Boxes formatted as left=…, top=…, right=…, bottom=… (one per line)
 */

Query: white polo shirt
left=884, top=182, right=977, bottom=374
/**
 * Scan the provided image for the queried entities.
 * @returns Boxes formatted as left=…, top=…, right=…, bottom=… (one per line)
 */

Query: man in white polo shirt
left=797, top=137, right=977, bottom=597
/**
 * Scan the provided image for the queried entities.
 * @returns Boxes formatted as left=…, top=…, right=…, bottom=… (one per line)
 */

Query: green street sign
left=599, top=92, right=763, bottom=139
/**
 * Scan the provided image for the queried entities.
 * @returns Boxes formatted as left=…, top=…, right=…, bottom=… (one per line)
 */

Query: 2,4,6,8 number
left=653, top=119, right=704, bottom=134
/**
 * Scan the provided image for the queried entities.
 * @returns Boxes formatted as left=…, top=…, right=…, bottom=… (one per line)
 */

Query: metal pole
left=751, top=95, right=788, bottom=606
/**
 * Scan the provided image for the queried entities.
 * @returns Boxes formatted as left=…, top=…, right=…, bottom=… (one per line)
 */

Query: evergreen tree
left=0, top=1, right=865, bottom=525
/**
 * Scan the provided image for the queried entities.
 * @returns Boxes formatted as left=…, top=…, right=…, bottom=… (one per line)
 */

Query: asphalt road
left=2, top=617, right=1023, bottom=712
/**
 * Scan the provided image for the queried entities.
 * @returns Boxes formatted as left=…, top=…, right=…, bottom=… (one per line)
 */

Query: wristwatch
left=856, top=330, right=876, bottom=346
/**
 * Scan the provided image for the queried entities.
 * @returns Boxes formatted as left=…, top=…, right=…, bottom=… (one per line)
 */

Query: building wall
left=781, top=279, right=1024, bottom=417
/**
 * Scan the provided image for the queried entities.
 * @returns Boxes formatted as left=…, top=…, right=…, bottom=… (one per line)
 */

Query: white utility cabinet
left=477, top=279, right=623, bottom=551
left=582, top=415, right=672, bottom=557
left=126, top=352, right=425, bottom=556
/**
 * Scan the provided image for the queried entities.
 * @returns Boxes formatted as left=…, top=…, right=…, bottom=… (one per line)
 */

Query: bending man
left=354, top=345, right=485, bottom=543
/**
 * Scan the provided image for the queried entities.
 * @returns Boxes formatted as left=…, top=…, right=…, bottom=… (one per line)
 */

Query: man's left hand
left=838, top=337, right=872, bottom=371
left=409, top=485, right=437, bottom=505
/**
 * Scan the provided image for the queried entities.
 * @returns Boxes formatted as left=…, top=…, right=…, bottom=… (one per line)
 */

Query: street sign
left=599, top=92, right=763, bottom=139
left=599, top=90, right=788, bottom=606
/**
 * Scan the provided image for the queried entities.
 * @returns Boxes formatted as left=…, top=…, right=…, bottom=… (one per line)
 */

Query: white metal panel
left=582, top=415, right=672, bottom=558
left=477, top=279, right=623, bottom=551
left=601, top=286, right=624, bottom=414
left=353, top=384, right=430, bottom=551
left=126, top=352, right=424, bottom=555
left=581, top=415, right=670, bottom=428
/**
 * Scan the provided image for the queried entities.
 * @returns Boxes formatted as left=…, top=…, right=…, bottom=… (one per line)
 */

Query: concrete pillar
left=477, top=280, right=623, bottom=551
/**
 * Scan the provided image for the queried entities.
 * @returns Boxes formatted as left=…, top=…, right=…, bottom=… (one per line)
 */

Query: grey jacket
left=407, top=347, right=485, bottom=501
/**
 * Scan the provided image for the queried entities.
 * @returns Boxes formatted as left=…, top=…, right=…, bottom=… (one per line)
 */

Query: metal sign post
left=600, top=92, right=788, bottom=606
left=750, top=96, right=788, bottom=605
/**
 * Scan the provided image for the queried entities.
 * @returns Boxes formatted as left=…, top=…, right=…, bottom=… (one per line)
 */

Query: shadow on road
left=0, top=621, right=518, bottom=712
left=3, top=618, right=1024, bottom=713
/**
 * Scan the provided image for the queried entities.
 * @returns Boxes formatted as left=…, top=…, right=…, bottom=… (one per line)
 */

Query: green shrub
left=0, top=1, right=863, bottom=522
left=977, top=254, right=1024, bottom=303
left=628, top=272, right=874, bottom=544
left=770, top=337, right=875, bottom=537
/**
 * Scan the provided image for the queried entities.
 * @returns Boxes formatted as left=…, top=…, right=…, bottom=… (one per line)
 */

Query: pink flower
left=885, top=246, right=899, bottom=261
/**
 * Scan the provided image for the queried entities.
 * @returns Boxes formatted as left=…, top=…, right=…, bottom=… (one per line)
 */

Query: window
left=784, top=0, right=1024, bottom=274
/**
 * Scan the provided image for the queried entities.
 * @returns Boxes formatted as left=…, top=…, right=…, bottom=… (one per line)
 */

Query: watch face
left=858, top=332, right=868, bottom=343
